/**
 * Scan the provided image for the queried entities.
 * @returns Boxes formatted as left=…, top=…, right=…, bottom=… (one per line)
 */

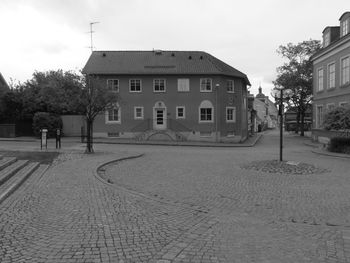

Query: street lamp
left=273, top=87, right=291, bottom=162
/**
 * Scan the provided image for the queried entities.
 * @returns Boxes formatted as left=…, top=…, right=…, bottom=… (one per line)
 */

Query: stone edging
left=93, top=154, right=209, bottom=214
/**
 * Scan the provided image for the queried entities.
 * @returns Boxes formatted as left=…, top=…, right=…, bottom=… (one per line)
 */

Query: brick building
left=82, top=50, right=250, bottom=142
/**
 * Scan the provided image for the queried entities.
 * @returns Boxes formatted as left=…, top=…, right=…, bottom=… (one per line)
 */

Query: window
left=106, top=104, right=121, bottom=124
left=340, top=102, right=349, bottom=108
left=134, top=107, right=144, bottom=119
left=226, top=107, right=236, bottom=123
left=341, top=19, right=349, bottom=37
left=317, top=68, right=324, bottom=91
left=177, top=79, right=190, bottom=92
left=176, top=106, right=185, bottom=119
left=200, top=78, right=212, bottom=92
left=328, top=63, right=335, bottom=89
left=154, top=79, right=166, bottom=92
left=316, top=105, right=323, bottom=128
left=107, top=79, right=119, bottom=92
left=199, top=100, right=214, bottom=123
left=227, top=80, right=234, bottom=93
left=323, top=32, right=330, bottom=47
left=327, top=103, right=335, bottom=112
left=341, top=57, right=350, bottom=85
left=129, top=79, right=141, bottom=92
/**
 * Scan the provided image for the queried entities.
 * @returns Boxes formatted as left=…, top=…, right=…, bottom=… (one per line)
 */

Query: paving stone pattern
left=0, top=132, right=349, bottom=262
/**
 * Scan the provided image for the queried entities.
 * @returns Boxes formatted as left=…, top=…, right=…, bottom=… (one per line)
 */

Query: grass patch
left=0, top=151, right=59, bottom=164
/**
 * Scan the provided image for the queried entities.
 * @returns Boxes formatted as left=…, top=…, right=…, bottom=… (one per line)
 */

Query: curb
left=93, top=154, right=209, bottom=214
left=311, top=148, right=350, bottom=159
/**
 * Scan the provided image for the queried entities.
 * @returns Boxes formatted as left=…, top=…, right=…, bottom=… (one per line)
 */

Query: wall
left=61, top=115, right=85, bottom=136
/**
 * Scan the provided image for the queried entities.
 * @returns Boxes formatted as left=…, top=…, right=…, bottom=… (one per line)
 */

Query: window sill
left=153, top=90, right=166, bottom=93
left=200, top=90, right=213, bottom=93
left=129, top=90, right=142, bottom=93
left=199, top=121, right=214, bottom=124
left=340, top=83, right=350, bottom=88
left=106, top=121, right=121, bottom=124
left=226, top=120, right=236, bottom=123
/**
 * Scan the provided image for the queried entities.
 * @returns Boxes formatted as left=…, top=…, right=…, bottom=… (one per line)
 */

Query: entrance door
left=154, top=109, right=166, bottom=130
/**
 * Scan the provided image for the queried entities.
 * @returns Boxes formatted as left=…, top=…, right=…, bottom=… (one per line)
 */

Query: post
left=279, top=89, right=283, bottom=161
left=215, top=83, right=219, bottom=142
left=41, top=129, right=48, bottom=150
left=56, top=128, right=61, bottom=149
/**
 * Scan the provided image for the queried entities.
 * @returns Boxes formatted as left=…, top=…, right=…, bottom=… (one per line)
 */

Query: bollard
left=41, top=129, right=48, bottom=150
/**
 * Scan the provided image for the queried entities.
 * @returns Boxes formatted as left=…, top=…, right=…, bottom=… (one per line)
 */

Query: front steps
left=134, top=129, right=188, bottom=141
left=0, top=155, right=48, bottom=204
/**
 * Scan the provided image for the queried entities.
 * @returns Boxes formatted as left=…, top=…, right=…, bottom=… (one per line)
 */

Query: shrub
left=328, top=137, right=350, bottom=154
left=32, top=112, right=62, bottom=137
left=323, top=107, right=350, bottom=130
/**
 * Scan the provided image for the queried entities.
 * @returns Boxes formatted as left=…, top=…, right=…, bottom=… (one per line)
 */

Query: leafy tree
left=32, top=112, right=63, bottom=137
left=273, top=39, right=321, bottom=136
left=82, top=75, right=118, bottom=153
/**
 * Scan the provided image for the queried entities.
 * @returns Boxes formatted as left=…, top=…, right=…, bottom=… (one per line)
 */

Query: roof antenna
left=88, top=22, right=99, bottom=52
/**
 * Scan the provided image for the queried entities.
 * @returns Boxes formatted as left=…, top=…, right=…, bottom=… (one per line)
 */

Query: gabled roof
left=0, top=72, right=9, bottom=91
left=83, top=50, right=250, bottom=85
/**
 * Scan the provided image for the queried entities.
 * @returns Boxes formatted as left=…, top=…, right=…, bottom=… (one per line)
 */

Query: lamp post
left=279, top=88, right=283, bottom=162
left=274, top=88, right=291, bottom=162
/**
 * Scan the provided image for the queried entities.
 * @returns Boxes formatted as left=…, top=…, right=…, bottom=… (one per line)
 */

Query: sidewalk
left=0, top=133, right=263, bottom=147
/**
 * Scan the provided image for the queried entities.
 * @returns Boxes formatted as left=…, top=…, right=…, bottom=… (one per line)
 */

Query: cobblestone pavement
left=0, top=131, right=350, bottom=262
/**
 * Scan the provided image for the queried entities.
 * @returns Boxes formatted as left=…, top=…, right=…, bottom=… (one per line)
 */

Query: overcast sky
left=0, top=0, right=349, bottom=96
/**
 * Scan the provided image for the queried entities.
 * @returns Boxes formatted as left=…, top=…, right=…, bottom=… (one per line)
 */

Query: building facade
left=82, top=50, right=251, bottom=142
left=312, top=12, right=350, bottom=129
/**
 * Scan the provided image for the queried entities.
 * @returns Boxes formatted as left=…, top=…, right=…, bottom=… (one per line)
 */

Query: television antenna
left=88, top=22, right=99, bottom=52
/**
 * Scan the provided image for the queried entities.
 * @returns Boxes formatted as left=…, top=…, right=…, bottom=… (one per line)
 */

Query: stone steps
left=0, top=155, right=44, bottom=204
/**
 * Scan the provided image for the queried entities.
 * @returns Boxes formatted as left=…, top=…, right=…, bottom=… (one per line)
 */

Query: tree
left=273, top=39, right=321, bottom=136
left=82, top=75, right=118, bottom=153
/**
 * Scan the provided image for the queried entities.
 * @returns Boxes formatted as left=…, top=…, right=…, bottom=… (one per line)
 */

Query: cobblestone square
left=0, top=131, right=350, bottom=262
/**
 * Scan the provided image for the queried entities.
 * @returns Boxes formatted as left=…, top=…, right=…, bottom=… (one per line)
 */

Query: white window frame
left=339, top=101, right=349, bottom=108
left=341, top=19, right=349, bottom=37
left=316, top=105, right=323, bottom=129
left=107, top=79, right=119, bottom=92
left=200, top=78, right=212, bottom=92
left=176, top=106, right=186, bottom=119
left=326, top=103, right=335, bottom=112
left=227, top=80, right=234, bottom=93
left=129, top=79, right=142, bottom=92
left=340, top=56, right=350, bottom=86
left=317, top=68, right=324, bottom=92
left=199, top=100, right=214, bottom=123
left=323, top=32, right=330, bottom=47
left=105, top=104, right=121, bottom=124
left=134, top=106, right=144, bottom=120
left=226, top=107, right=236, bottom=123
left=177, top=79, right=190, bottom=92
left=327, top=62, right=335, bottom=89
left=153, top=79, right=166, bottom=92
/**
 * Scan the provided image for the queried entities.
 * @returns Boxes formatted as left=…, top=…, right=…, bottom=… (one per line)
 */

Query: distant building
left=82, top=50, right=251, bottom=142
left=252, top=86, right=278, bottom=132
left=312, top=11, right=350, bottom=129
left=284, top=106, right=312, bottom=132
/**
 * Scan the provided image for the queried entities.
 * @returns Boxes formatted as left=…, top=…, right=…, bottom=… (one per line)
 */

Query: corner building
left=312, top=12, right=350, bottom=129
left=83, top=50, right=251, bottom=142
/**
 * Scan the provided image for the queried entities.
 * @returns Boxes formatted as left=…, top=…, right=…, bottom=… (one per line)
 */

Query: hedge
left=328, top=137, right=350, bottom=154
left=32, top=112, right=63, bottom=138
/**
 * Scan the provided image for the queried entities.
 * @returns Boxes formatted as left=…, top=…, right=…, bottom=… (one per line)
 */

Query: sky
left=0, top=0, right=349, bottom=96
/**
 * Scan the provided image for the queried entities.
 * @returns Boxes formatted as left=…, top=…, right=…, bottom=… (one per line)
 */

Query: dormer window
left=323, top=32, right=330, bottom=47
left=341, top=19, right=349, bottom=37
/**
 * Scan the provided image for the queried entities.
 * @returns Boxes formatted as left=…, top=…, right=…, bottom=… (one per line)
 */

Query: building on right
left=312, top=12, right=350, bottom=129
